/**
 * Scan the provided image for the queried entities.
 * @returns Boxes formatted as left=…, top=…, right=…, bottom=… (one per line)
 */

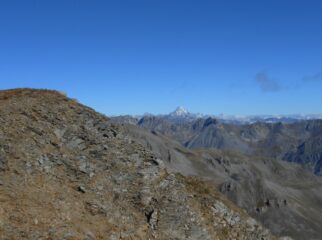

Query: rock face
left=283, top=135, right=322, bottom=175
left=0, top=89, right=276, bottom=239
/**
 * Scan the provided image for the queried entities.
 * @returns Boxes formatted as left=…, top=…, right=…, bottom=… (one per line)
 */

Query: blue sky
left=1, top=0, right=322, bottom=115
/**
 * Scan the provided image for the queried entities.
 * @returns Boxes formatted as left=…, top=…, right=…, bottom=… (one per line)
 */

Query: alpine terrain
left=0, top=89, right=283, bottom=240
left=113, top=108, right=322, bottom=240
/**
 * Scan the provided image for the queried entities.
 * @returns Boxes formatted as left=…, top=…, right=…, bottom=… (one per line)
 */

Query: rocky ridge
left=125, top=115, right=322, bottom=175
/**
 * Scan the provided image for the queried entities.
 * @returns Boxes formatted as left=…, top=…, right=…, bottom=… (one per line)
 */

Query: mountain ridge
left=0, top=88, right=279, bottom=239
left=114, top=106, right=322, bottom=125
left=113, top=113, right=322, bottom=175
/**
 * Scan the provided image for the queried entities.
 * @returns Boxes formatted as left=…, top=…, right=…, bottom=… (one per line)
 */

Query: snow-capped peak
left=170, top=106, right=189, bottom=117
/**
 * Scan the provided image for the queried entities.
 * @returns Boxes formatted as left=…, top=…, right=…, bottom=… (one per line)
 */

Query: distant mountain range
left=114, top=106, right=322, bottom=125
left=111, top=107, right=322, bottom=239
left=112, top=107, right=322, bottom=175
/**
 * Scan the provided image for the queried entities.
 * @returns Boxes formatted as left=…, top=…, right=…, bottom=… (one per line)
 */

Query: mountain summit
left=170, top=106, right=189, bottom=117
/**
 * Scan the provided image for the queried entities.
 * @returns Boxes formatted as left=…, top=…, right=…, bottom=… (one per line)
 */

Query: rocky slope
left=119, top=123, right=322, bottom=240
left=0, top=89, right=277, bottom=239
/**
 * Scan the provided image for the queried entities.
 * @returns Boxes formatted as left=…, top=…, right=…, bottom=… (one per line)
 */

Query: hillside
left=119, top=123, right=322, bottom=240
left=0, top=89, right=277, bottom=239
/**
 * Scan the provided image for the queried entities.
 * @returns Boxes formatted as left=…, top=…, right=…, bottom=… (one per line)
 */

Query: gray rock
left=54, top=128, right=66, bottom=140
left=84, top=231, right=95, bottom=240
left=0, top=154, right=8, bottom=171
left=78, top=186, right=86, bottom=193
left=67, top=137, right=86, bottom=150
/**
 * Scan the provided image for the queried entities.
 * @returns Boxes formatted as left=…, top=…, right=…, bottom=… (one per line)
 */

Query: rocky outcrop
left=283, top=135, right=322, bottom=175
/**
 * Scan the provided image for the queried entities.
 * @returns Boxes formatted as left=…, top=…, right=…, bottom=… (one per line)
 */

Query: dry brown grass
left=0, top=88, right=63, bottom=100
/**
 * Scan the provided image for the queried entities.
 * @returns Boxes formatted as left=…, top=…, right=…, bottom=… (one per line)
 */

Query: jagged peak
left=170, top=106, right=189, bottom=117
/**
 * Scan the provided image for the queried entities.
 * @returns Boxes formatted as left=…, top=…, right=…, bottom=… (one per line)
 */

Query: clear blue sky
left=1, top=0, right=322, bottom=116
